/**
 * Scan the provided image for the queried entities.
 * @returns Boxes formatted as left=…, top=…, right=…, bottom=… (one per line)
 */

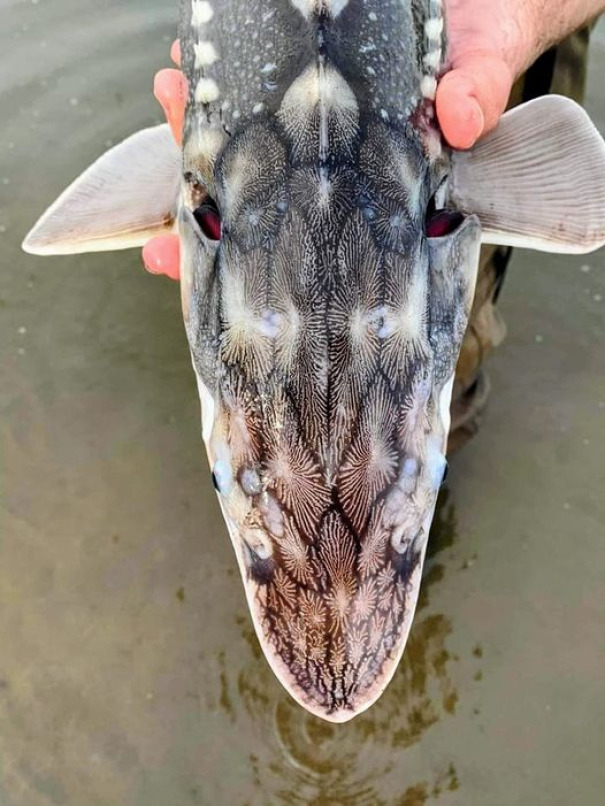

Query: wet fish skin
left=177, top=0, right=479, bottom=722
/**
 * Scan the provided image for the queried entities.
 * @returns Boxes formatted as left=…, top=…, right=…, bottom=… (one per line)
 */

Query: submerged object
left=23, top=0, right=605, bottom=722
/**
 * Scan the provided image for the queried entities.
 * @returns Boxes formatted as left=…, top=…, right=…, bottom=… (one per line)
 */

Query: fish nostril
left=193, top=197, right=222, bottom=240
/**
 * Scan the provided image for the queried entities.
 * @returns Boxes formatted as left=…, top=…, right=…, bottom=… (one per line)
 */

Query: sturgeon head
left=23, top=1, right=605, bottom=722
left=175, top=0, right=480, bottom=722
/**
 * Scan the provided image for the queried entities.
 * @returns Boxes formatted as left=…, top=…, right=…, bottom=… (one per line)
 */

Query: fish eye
left=193, top=197, right=222, bottom=241
left=425, top=186, right=464, bottom=238
left=426, top=209, right=464, bottom=238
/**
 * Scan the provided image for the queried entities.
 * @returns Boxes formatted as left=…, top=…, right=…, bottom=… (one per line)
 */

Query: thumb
left=436, top=53, right=514, bottom=149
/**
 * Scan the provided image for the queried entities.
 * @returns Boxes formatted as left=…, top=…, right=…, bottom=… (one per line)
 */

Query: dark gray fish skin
left=177, top=0, right=480, bottom=722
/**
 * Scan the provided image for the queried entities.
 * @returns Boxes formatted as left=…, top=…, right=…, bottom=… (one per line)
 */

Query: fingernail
left=153, top=69, right=187, bottom=145
left=154, top=69, right=176, bottom=112
left=154, top=70, right=172, bottom=118
left=461, top=96, right=485, bottom=147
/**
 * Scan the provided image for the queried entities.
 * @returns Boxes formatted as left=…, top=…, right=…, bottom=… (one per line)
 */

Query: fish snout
left=230, top=506, right=428, bottom=722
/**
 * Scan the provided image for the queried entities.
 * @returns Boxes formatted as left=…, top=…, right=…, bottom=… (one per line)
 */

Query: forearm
left=516, top=0, right=605, bottom=74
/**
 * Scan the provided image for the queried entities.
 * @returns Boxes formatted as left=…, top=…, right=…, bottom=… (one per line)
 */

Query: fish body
left=177, top=0, right=479, bottom=721
left=22, top=1, right=605, bottom=723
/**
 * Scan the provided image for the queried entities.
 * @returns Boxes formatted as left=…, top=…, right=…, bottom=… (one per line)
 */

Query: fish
left=23, top=0, right=605, bottom=722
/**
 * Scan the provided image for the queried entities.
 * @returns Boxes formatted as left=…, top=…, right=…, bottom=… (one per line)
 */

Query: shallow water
left=1, top=3, right=604, bottom=805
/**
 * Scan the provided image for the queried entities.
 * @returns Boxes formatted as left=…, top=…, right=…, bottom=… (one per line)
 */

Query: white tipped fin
left=450, top=96, right=605, bottom=255
left=23, top=125, right=181, bottom=256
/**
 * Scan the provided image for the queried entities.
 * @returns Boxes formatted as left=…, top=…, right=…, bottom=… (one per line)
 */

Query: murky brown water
left=1, top=3, right=604, bottom=804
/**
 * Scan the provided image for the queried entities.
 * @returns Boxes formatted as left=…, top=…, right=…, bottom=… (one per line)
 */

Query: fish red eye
left=193, top=198, right=222, bottom=240
left=425, top=209, right=464, bottom=238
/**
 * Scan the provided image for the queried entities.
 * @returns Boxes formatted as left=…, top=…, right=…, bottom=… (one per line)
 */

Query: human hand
left=141, top=40, right=184, bottom=280
left=143, top=0, right=605, bottom=279
left=438, top=0, right=605, bottom=148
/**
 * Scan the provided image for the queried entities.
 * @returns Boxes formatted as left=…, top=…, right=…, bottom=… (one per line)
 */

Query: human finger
left=142, top=234, right=181, bottom=281
left=171, top=39, right=182, bottom=67
left=154, top=68, right=188, bottom=146
left=436, top=53, right=513, bottom=149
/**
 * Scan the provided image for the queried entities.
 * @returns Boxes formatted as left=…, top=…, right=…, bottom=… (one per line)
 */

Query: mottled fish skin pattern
left=178, top=0, right=480, bottom=722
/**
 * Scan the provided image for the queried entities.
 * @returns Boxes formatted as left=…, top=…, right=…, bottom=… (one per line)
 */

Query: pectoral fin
left=23, top=125, right=181, bottom=256
left=450, top=96, right=605, bottom=255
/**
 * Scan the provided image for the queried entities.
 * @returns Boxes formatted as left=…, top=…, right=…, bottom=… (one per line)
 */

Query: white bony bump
left=420, top=75, right=437, bottom=101
left=424, top=16, right=444, bottom=41
left=191, top=0, right=214, bottom=27
left=423, top=50, right=441, bottom=72
left=194, top=41, right=218, bottom=68
left=195, top=77, right=220, bottom=104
